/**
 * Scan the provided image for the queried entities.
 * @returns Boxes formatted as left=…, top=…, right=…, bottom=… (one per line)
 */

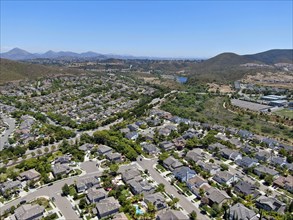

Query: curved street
left=0, top=114, right=16, bottom=150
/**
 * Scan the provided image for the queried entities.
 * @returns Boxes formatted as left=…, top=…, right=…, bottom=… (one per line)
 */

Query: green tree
left=155, top=183, right=165, bottom=193
left=190, top=211, right=197, bottom=220
left=62, top=184, right=70, bottom=196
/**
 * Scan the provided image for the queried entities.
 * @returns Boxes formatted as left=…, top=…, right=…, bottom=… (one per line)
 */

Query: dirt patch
left=243, top=72, right=293, bottom=89
left=207, top=83, right=234, bottom=93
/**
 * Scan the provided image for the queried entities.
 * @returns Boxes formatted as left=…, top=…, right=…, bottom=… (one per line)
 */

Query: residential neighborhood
left=0, top=73, right=292, bottom=220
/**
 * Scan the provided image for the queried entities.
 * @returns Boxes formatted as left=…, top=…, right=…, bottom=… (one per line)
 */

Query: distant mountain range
left=0, top=48, right=107, bottom=60
left=1, top=48, right=292, bottom=84
left=0, top=48, right=186, bottom=60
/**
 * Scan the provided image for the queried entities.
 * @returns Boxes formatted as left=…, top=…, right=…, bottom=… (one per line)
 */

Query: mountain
left=0, top=48, right=106, bottom=60
left=0, top=48, right=154, bottom=60
left=0, top=58, right=82, bottom=84
left=187, top=49, right=293, bottom=83
left=0, top=48, right=35, bottom=60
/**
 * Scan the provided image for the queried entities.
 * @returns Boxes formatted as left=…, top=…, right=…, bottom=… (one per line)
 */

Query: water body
left=176, top=76, right=188, bottom=84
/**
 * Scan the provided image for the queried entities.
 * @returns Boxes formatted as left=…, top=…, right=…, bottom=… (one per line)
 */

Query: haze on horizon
left=1, top=1, right=292, bottom=58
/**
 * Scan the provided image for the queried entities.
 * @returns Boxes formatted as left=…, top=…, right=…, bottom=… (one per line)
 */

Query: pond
left=176, top=76, right=188, bottom=84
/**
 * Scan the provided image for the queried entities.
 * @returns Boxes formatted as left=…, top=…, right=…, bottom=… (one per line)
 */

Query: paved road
left=0, top=114, right=16, bottom=150
left=136, top=157, right=209, bottom=220
left=0, top=170, right=102, bottom=218
left=0, top=118, right=124, bottom=168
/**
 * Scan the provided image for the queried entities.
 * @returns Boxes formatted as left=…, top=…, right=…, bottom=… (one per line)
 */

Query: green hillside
left=0, top=58, right=82, bottom=84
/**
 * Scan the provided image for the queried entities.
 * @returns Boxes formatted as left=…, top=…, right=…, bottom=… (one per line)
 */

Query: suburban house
left=185, top=149, right=204, bottom=163
left=128, top=123, right=139, bottom=131
left=273, top=176, right=293, bottom=192
left=172, top=166, right=196, bottom=182
left=163, top=156, right=183, bottom=171
left=187, top=176, right=211, bottom=198
left=156, top=209, right=189, bottom=220
left=253, top=165, right=279, bottom=178
left=206, top=188, right=231, bottom=207
left=220, top=148, right=242, bottom=161
left=159, top=141, right=175, bottom=151
left=106, top=152, right=123, bottom=163
left=234, top=181, right=260, bottom=197
left=229, top=203, right=258, bottom=220
left=256, top=195, right=286, bottom=213
left=141, top=143, right=160, bottom=155
left=14, top=204, right=45, bottom=220
left=255, top=150, right=271, bottom=162
left=96, top=197, right=121, bottom=218
left=235, top=157, right=259, bottom=168
left=212, top=171, right=239, bottom=186
left=18, top=169, right=41, bottom=182
left=97, top=145, right=112, bottom=156
left=144, top=192, right=167, bottom=210
left=196, top=160, right=220, bottom=175
left=0, top=180, right=22, bottom=195
left=128, top=179, right=155, bottom=195
left=208, top=143, right=227, bottom=152
left=270, top=156, right=287, bottom=167
left=54, top=154, right=72, bottom=164
left=86, top=188, right=107, bottom=204
left=51, top=163, right=71, bottom=177
left=125, top=131, right=139, bottom=140
left=121, top=169, right=141, bottom=183
left=76, top=176, right=100, bottom=193
left=238, top=130, right=253, bottom=139
left=78, top=143, right=94, bottom=152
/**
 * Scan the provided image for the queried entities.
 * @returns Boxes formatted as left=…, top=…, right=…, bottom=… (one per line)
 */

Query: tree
left=264, top=175, right=274, bottom=186
left=79, top=198, right=87, bottom=209
left=220, top=163, right=229, bottom=171
left=62, top=184, right=70, bottom=196
left=155, top=183, right=165, bottom=193
left=189, top=211, right=197, bottom=220
left=44, top=147, right=49, bottom=153
left=109, top=164, right=119, bottom=175
left=37, top=149, right=42, bottom=155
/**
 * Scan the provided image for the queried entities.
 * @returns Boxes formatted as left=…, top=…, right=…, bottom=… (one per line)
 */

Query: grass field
left=273, top=109, right=293, bottom=119
left=161, top=93, right=293, bottom=144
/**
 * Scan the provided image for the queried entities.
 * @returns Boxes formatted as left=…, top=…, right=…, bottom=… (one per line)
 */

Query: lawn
left=273, top=109, right=293, bottom=119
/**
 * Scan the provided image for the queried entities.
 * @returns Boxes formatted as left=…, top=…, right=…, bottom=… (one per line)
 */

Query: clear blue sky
left=1, top=0, right=292, bottom=58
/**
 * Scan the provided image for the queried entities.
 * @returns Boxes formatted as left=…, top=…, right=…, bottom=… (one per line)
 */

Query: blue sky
left=1, top=1, right=292, bottom=58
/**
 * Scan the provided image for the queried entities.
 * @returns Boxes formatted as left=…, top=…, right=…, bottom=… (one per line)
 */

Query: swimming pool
left=134, top=204, right=144, bottom=215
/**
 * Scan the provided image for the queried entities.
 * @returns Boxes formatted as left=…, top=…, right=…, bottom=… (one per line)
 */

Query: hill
left=0, top=59, right=82, bottom=84
left=244, top=49, right=293, bottom=64
left=187, top=49, right=293, bottom=83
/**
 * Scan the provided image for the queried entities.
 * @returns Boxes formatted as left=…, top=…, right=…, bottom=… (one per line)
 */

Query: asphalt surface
left=0, top=170, right=102, bottom=219
left=0, top=114, right=16, bottom=150
left=136, top=157, right=210, bottom=220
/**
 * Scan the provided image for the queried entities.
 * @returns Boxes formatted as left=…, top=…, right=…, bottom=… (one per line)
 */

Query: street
left=0, top=114, right=16, bottom=150
left=0, top=168, right=102, bottom=219
left=136, top=157, right=210, bottom=220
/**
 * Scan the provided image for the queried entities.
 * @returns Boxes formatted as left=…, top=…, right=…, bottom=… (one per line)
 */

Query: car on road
left=20, top=200, right=26, bottom=204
